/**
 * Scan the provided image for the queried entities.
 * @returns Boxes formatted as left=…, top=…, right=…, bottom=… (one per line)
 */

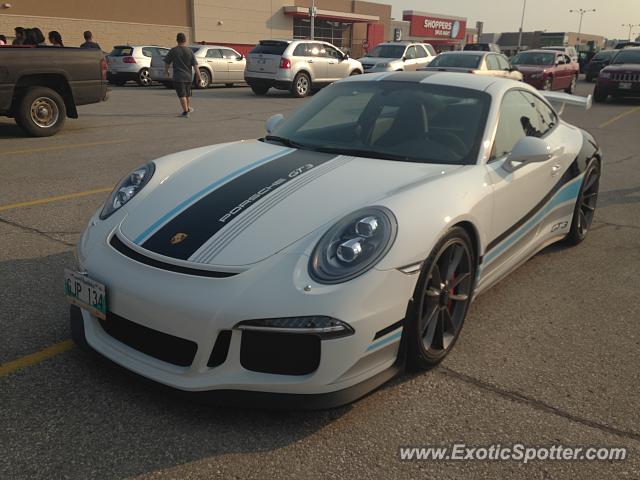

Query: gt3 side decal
left=140, top=149, right=337, bottom=260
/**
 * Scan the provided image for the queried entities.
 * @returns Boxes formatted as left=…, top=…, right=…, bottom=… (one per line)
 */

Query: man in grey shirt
left=164, top=32, right=198, bottom=118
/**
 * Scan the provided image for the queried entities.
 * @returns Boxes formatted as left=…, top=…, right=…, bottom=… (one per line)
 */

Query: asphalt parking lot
left=1, top=79, right=639, bottom=479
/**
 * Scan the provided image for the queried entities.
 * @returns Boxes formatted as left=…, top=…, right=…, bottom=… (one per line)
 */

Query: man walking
left=163, top=32, right=197, bottom=118
left=80, top=31, right=101, bottom=49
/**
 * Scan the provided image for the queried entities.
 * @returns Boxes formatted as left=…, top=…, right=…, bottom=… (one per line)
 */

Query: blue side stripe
left=366, top=330, right=402, bottom=352
left=134, top=149, right=290, bottom=245
left=483, top=175, right=582, bottom=267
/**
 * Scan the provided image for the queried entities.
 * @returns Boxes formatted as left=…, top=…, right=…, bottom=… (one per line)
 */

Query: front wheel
left=542, top=76, right=553, bottom=90
left=15, top=86, right=67, bottom=137
left=406, top=227, right=476, bottom=370
left=196, top=68, right=211, bottom=89
left=565, top=75, right=577, bottom=94
left=136, top=67, right=152, bottom=87
left=290, top=72, right=311, bottom=98
left=565, top=160, right=600, bottom=245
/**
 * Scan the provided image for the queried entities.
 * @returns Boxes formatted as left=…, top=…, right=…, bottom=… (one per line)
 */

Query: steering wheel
left=427, top=131, right=468, bottom=159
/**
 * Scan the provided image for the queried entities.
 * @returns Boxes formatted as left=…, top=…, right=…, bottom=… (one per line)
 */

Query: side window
left=141, top=47, right=154, bottom=57
left=527, top=93, right=558, bottom=136
left=220, top=48, right=240, bottom=59
left=293, top=43, right=308, bottom=56
left=206, top=49, right=222, bottom=58
left=308, top=43, right=324, bottom=57
left=425, top=44, right=436, bottom=56
left=556, top=54, right=565, bottom=65
left=564, top=54, right=572, bottom=64
left=496, top=55, right=510, bottom=70
left=492, top=90, right=547, bottom=159
left=486, top=54, right=500, bottom=71
left=404, top=46, right=417, bottom=59
left=415, top=45, right=427, bottom=58
left=323, top=45, right=342, bottom=59
left=157, top=48, right=169, bottom=57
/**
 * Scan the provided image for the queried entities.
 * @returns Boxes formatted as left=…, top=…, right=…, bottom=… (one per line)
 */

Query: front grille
left=110, top=235, right=237, bottom=278
left=100, top=312, right=198, bottom=367
left=240, top=330, right=320, bottom=376
left=362, top=64, right=374, bottom=70
left=612, top=72, right=640, bottom=82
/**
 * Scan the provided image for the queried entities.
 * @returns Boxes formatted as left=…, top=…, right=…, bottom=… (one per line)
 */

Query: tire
left=593, top=87, right=607, bottom=103
left=406, top=226, right=476, bottom=370
left=565, top=75, right=577, bottom=94
left=196, top=68, right=211, bottom=89
left=290, top=72, right=311, bottom=98
left=14, top=86, right=66, bottom=137
left=565, top=160, right=600, bottom=246
left=136, top=67, right=152, bottom=87
left=350, top=70, right=362, bottom=76
left=542, top=76, right=553, bottom=90
left=250, top=84, right=270, bottom=95
left=225, top=83, right=234, bottom=87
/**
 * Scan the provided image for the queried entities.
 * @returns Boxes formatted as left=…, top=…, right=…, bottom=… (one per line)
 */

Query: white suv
left=358, top=42, right=436, bottom=72
left=107, top=45, right=169, bottom=87
left=245, top=40, right=364, bottom=97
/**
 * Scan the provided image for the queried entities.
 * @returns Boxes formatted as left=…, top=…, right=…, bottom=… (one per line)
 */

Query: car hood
left=602, top=64, right=640, bottom=73
left=119, top=141, right=459, bottom=267
left=514, top=65, right=550, bottom=73
left=358, top=56, right=399, bottom=65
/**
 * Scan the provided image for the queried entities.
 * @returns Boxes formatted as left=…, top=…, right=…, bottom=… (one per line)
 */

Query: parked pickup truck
left=0, top=46, right=108, bottom=136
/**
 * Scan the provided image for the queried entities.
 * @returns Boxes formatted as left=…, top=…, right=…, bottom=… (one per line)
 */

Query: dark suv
left=594, top=47, right=640, bottom=102
left=463, top=43, right=501, bottom=53
left=585, top=50, right=616, bottom=82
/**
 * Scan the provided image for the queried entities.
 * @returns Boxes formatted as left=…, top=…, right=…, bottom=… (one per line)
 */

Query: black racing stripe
left=485, top=158, right=582, bottom=253
left=142, top=149, right=336, bottom=260
left=373, top=319, right=404, bottom=340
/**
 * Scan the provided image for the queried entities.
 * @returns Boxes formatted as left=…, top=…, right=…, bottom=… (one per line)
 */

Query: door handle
left=307, top=59, right=314, bottom=63
left=551, top=164, right=562, bottom=176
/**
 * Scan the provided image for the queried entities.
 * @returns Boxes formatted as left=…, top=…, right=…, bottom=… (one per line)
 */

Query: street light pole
left=569, top=8, right=596, bottom=45
left=517, top=0, right=527, bottom=53
left=310, top=0, right=316, bottom=40
left=622, top=23, right=639, bottom=41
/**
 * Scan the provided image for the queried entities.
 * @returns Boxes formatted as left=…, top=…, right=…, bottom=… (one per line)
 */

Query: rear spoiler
left=541, top=91, right=592, bottom=115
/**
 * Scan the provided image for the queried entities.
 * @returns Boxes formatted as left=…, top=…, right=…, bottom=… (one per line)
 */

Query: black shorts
left=175, top=81, right=192, bottom=98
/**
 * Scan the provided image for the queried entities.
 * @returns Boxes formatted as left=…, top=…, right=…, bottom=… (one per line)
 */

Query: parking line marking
left=0, top=339, right=74, bottom=378
left=599, top=106, right=640, bottom=129
left=0, top=139, right=129, bottom=156
left=0, top=187, right=112, bottom=212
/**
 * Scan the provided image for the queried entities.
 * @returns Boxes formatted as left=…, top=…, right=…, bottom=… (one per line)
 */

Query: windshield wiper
left=262, top=135, right=308, bottom=149
left=309, top=146, right=415, bottom=162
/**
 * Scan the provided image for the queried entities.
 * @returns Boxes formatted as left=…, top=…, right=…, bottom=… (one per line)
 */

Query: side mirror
left=237, top=54, right=244, bottom=60
left=503, top=137, right=553, bottom=172
left=343, top=53, right=349, bottom=60
left=402, top=56, right=407, bottom=61
left=265, top=114, right=284, bottom=134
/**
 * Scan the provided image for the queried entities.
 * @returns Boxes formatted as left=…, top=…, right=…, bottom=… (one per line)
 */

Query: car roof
left=439, top=51, right=488, bottom=56
left=520, top=49, right=561, bottom=54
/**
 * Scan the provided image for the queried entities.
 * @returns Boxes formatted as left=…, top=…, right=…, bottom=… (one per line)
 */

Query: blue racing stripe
left=482, top=175, right=582, bottom=267
left=134, top=149, right=290, bottom=245
left=366, top=330, right=402, bottom=352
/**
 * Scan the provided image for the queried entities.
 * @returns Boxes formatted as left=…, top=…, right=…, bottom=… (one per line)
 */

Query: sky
left=389, top=0, right=640, bottom=40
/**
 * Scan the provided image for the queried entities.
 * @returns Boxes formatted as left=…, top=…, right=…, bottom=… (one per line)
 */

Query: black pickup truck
left=0, top=46, right=108, bottom=136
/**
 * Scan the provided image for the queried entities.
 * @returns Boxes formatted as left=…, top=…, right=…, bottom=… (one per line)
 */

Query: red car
left=511, top=49, right=579, bottom=93
left=594, top=47, right=640, bottom=103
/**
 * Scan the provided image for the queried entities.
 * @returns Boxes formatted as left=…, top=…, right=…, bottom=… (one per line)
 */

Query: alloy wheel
left=419, top=240, right=473, bottom=353
left=139, top=68, right=152, bottom=87
left=577, top=168, right=599, bottom=236
left=296, top=75, right=309, bottom=96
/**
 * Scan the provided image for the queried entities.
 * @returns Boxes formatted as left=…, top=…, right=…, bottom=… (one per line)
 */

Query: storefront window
left=293, top=18, right=352, bottom=52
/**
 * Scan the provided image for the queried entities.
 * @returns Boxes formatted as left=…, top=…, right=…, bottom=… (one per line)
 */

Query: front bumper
left=596, top=79, right=640, bottom=96
left=244, top=70, right=296, bottom=90
left=74, top=220, right=417, bottom=399
left=522, top=76, right=546, bottom=89
left=107, top=71, right=140, bottom=82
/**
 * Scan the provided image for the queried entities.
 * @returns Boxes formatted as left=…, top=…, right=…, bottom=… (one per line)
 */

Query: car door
left=403, top=46, right=419, bottom=71
left=219, top=48, right=245, bottom=82
left=308, top=43, right=329, bottom=82
left=205, top=48, right=228, bottom=83
left=483, top=89, right=569, bottom=280
left=554, top=53, right=570, bottom=89
left=324, top=44, right=349, bottom=81
left=496, top=54, right=520, bottom=80
left=485, top=54, right=505, bottom=78
left=414, top=44, right=432, bottom=68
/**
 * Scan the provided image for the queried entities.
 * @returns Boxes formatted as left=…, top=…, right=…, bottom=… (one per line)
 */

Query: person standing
left=32, top=28, right=46, bottom=45
left=0, top=35, right=6, bottom=46
left=48, top=31, right=64, bottom=47
left=163, top=32, right=197, bottom=118
left=80, top=31, right=101, bottom=49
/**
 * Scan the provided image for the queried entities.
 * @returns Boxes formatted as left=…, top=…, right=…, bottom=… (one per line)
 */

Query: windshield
left=266, top=82, right=491, bottom=166
left=464, top=44, right=488, bottom=51
left=368, top=45, right=406, bottom=59
left=611, top=50, right=640, bottom=64
left=511, top=51, right=555, bottom=66
left=429, top=53, right=482, bottom=69
left=592, top=51, right=615, bottom=61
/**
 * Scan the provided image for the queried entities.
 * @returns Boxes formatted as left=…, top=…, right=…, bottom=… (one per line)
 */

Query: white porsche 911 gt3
left=66, top=71, right=601, bottom=408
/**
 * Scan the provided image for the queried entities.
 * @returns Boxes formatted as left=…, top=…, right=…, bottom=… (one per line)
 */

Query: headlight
left=309, top=207, right=397, bottom=284
left=530, top=73, right=543, bottom=79
left=599, top=71, right=611, bottom=79
left=100, top=162, right=155, bottom=219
